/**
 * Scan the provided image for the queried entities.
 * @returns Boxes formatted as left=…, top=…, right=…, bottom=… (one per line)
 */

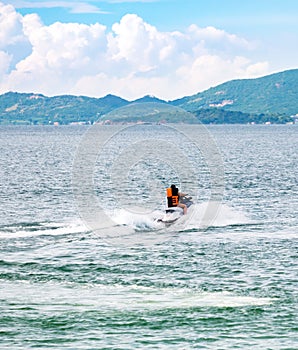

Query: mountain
left=133, top=95, right=167, bottom=104
left=0, top=92, right=129, bottom=125
left=172, top=69, right=298, bottom=116
left=100, top=102, right=198, bottom=124
left=0, top=69, right=297, bottom=124
left=96, top=94, right=128, bottom=110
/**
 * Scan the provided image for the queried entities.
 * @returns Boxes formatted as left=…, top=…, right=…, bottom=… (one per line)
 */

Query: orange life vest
left=166, top=187, right=179, bottom=207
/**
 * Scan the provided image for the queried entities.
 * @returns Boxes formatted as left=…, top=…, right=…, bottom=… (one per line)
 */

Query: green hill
left=0, top=92, right=128, bottom=125
left=100, top=102, right=197, bottom=124
left=172, top=69, right=298, bottom=116
left=0, top=69, right=297, bottom=124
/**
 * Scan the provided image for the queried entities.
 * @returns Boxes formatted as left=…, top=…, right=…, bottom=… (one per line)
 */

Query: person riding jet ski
left=157, top=185, right=192, bottom=224
left=168, top=184, right=188, bottom=215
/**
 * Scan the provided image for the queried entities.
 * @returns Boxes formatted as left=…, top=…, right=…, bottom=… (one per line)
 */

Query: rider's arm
left=179, top=191, right=188, bottom=197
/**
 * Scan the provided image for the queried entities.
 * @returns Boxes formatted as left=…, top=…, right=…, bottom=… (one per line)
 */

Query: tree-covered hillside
left=172, top=69, right=298, bottom=116
left=0, top=92, right=128, bottom=125
left=100, top=102, right=198, bottom=124
left=0, top=69, right=297, bottom=124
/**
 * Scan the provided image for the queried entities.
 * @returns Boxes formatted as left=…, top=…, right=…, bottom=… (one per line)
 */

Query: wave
left=0, top=220, right=88, bottom=239
left=0, top=202, right=252, bottom=240
left=1, top=280, right=274, bottom=310
left=109, top=202, right=252, bottom=232
left=111, top=208, right=163, bottom=231
left=184, top=202, right=252, bottom=231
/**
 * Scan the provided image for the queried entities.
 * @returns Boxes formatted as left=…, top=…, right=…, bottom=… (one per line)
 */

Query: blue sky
left=7, top=0, right=298, bottom=32
left=0, top=0, right=297, bottom=99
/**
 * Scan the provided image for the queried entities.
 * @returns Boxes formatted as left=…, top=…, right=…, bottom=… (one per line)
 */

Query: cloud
left=0, top=2, right=270, bottom=100
left=0, top=2, right=32, bottom=69
left=5, top=1, right=106, bottom=14
left=107, top=0, right=156, bottom=3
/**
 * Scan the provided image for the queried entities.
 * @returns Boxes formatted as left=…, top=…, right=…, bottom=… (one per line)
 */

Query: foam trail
left=0, top=281, right=274, bottom=310
left=185, top=202, right=252, bottom=230
left=108, top=203, right=251, bottom=233
left=111, top=208, right=163, bottom=231
left=0, top=220, right=88, bottom=239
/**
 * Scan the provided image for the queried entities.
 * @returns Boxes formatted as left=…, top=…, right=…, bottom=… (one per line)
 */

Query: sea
left=0, top=124, right=297, bottom=349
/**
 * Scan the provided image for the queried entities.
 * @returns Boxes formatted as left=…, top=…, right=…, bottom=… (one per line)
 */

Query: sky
left=0, top=0, right=297, bottom=100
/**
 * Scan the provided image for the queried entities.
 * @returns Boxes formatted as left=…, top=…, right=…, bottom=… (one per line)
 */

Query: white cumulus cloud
left=5, top=1, right=106, bottom=14
left=0, top=2, right=270, bottom=100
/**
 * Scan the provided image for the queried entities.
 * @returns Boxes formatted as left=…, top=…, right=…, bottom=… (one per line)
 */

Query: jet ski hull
left=158, top=196, right=193, bottom=224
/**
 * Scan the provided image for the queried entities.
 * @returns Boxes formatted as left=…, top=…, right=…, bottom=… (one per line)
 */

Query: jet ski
left=158, top=196, right=193, bottom=225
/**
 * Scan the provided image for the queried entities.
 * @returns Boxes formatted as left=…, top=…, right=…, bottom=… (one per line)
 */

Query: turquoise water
left=0, top=125, right=297, bottom=349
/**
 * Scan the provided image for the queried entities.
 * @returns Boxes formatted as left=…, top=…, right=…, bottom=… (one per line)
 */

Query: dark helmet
left=171, top=184, right=179, bottom=193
